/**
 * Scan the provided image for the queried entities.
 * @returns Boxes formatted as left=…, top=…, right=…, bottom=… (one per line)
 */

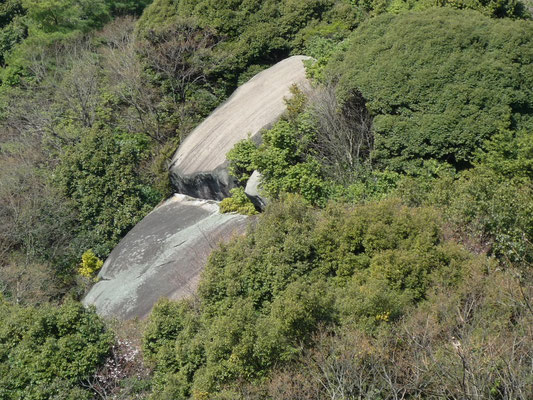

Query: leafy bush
left=78, top=249, right=104, bottom=280
left=143, top=196, right=478, bottom=396
left=440, top=167, right=533, bottom=265
left=0, top=298, right=113, bottom=399
left=109, top=0, right=153, bottom=16
left=227, top=87, right=331, bottom=206
left=227, top=138, right=257, bottom=184
left=478, top=129, right=533, bottom=180
left=219, top=187, right=258, bottom=215
left=253, top=115, right=328, bottom=204
left=329, top=8, right=533, bottom=172
left=0, top=0, right=26, bottom=65
left=55, top=128, right=162, bottom=256
left=348, top=0, right=529, bottom=18
left=21, top=0, right=111, bottom=34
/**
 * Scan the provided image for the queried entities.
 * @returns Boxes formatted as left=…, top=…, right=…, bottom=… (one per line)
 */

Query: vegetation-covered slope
left=0, top=298, right=112, bottom=399
left=331, top=9, right=533, bottom=172
left=144, top=197, right=532, bottom=399
left=0, top=1, right=531, bottom=399
left=141, top=6, right=532, bottom=399
left=144, top=198, right=484, bottom=395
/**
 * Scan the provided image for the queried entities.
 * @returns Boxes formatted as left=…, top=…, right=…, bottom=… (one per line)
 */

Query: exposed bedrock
left=83, top=194, right=249, bottom=319
left=169, top=55, right=312, bottom=200
left=84, top=56, right=312, bottom=319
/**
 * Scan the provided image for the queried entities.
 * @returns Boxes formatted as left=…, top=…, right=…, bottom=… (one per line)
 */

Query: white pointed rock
left=245, top=170, right=267, bottom=210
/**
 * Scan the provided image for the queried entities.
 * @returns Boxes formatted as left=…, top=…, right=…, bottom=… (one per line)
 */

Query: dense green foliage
left=55, top=128, right=160, bottom=256
left=229, top=8, right=533, bottom=206
left=355, top=0, right=530, bottom=18
left=219, top=187, right=258, bottom=215
left=0, top=0, right=153, bottom=83
left=143, top=196, right=488, bottom=396
left=0, top=0, right=532, bottom=399
left=249, top=260, right=532, bottom=399
left=330, top=8, right=533, bottom=172
left=136, top=0, right=366, bottom=93
left=0, top=0, right=26, bottom=65
left=398, top=166, right=533, bottom=268
left=0, top=298, right=112, bottom=399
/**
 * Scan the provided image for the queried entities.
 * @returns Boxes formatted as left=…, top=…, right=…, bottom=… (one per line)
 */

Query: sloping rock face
left=83, top=194, right=248, bottom=319
left=169, top=55, right=312, bottom=200
left=84, top=56, right=312, bottom=319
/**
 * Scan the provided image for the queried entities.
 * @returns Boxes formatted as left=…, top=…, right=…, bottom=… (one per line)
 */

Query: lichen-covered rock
left=83, top=194, right=248, bottom=319
left=169, top=55, right=312, bottom=200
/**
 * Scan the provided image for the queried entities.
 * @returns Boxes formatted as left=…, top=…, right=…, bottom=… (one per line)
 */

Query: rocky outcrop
left=169, top=55, right=312, bottom=200
left=84, top=56, right=313, bottom=319
left=83, top=194, right=248, bottom=319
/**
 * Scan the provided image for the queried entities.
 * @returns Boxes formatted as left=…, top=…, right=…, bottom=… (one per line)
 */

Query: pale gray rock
left=83, top=194, right=248, bottom=320
left=245, top=170, right=267, bottom=211
left=169, top=55, right=312, bottom=200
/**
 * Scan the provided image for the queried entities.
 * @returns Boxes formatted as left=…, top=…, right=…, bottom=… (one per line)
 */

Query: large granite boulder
left=83, top=194, right=249, bottom=319
left=169, top=55, right=312, bottom=200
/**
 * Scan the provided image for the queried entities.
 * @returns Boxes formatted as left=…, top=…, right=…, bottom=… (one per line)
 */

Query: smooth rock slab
left=169, top=55, right=312, bottom=200
left=83, top=194, right=249, bottom=320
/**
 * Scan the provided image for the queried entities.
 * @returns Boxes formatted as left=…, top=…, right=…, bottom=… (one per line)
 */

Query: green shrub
left=478, top=129, right=533, bottom=180
left=55, top=128, right=162, bottom=256
left=443, top=167, right=533, bottom=264
left=219, top=187, right=258, bottom=215
left=348, top=0, right=529, bottom=18
left=329, top=8, right=533, bottom=172
left=395, top=162, right=533, bottom=266
left=226, top=138, right=257, bottom=184
left=0, top=0, right=26, bottom=66
left=0, top=298, right=113, bottom=399
left=21, top=0, right=111, bottom=34
left=143, top=298, right=191, bottom=361
left=78, top=249, right=104, bottom=280
left=108, top=0, right=153, bottom=16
